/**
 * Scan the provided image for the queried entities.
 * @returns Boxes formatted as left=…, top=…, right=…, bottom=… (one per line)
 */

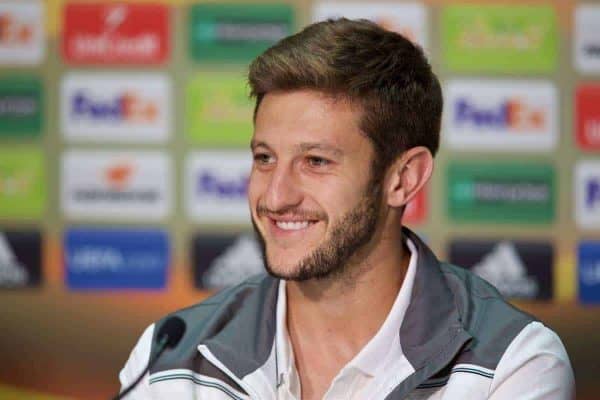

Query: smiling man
left=119, top=19, right=574, bottom=399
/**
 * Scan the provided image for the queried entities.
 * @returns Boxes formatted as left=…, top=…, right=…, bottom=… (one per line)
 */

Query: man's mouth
left=274, top=220, right=312, bottom=231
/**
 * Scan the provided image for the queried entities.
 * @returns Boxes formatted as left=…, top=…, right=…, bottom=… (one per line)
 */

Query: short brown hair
left=248, top=18, right=442, bottom=178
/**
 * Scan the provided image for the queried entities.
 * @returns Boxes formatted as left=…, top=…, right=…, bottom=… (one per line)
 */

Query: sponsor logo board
left=61, top=73, right=171, bottom=143
left=575, top=5, right=600, bottom=74
left=0, top=1, right=44, bottom=65
left=449, top=239, right=553, bottom=300
left=442, top=5, right=557, bottom=72
left=0, top=76, right=42, bottom=137
left=575, top=84, right=600, bottom=151
left=0, top=230, right=41, bottom=288
left=0, top=148, right=45, bottom=219
left=186, top=151, right=251, bottom=223
left=575, top=161, right=600, bottom=229
left=448, top=162, right=554, bottom=224
left=61, top=151, right=171, bottom=220
left=444, top=80, right=557, bottom=151
left=404, top=187, right=426, bottom=225
left=189, top=4, right=293, bottom=62
left=186, top=73, right=253, bottom=146
left=578, top=241, right=600, bottom=304
left=312, top=2, right=427, bottom=48
left=65, top=228, right=168, bottom=290
left=192, top=233, right=264, bottom=289
left=62, top=3, right=170, bottom=65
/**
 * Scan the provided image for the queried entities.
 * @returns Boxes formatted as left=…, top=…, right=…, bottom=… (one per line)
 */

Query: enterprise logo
left=61, top=151, right=171, bottom=221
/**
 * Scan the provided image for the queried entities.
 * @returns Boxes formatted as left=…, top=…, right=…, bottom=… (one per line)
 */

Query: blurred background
left=0, top=0, right=599, bottom=398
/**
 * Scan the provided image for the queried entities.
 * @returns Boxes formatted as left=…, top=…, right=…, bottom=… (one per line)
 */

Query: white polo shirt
left=275, top=238, right=419, bottom=400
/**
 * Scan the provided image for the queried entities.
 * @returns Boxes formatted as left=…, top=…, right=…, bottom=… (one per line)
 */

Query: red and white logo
left=62, top=3, right=170, bottom=65
left=576, top=84, right=600, bottom=151
left=0, top=1, right=44, bottom=65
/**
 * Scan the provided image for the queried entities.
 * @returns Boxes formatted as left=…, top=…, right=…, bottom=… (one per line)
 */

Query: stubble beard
left=251, top=181, right=383, bottom=282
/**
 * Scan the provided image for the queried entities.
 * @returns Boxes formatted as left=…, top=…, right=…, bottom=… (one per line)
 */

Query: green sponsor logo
left=0, top=77, right=43, bottom=137
left=189, top=4, right=294, bottom=63
left=0, top=148, right=45, bottom=219
left=186, top=72, right=254, bottom=146
left=442, top=5, right=557, bottom=72
left=448, top=163, right=554, bottom=223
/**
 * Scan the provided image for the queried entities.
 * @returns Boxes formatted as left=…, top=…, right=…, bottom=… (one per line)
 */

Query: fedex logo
left=61, top=73, right=170, bottom=143
left=454, top=98, right=545, bottom=131
left=0, top=2, right=44, bottom=65
left=575, top=161, right=600, bottom=229
left=71, top=91, right=158, bottom=123
left=63, top=3, right=169, bottom=65
left=198, top=172, right=248, bottom=199
left=0, top=12, right=33, bottom=45
left=187, top=152, right=252, bottom=224
left=585, top=178, right=600, bottom=210
left=444, top=80, right=557, bottom=152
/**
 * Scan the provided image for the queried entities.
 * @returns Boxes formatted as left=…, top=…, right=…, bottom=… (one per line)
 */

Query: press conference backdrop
left=0, top=0, right=598, bottom=398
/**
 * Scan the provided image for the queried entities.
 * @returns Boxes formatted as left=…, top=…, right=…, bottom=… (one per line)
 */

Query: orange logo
left=0, top=13, right=33, bottom=45
left=122, top=92, right=158, bottom=122
left=105, top=163, right=134, bottom=190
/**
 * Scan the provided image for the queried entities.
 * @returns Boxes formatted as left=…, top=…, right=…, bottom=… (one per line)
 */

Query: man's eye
left=307, top=156, right=330, bottom=167
left=253, top=153, right=273, bottom=164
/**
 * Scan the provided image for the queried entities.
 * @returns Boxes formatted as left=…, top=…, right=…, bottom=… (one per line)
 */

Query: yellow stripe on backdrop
left=0, top=384, right=71, bottom=400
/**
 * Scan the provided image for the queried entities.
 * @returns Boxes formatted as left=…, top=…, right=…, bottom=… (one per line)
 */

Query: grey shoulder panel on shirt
left=440, top=263, right=537, bottom=371
left=148, top=273, right=279, bottom=384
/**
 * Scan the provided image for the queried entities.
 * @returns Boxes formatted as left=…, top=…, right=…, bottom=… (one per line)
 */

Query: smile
left=275, top=220, right=311, bottom=230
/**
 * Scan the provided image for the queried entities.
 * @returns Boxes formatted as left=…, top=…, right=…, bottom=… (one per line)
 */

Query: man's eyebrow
left=250, top=140, right=271, bottom=151
left=298, top=142, right=343, bottom=157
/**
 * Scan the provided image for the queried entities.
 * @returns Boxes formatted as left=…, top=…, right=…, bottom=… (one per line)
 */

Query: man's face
left=248, top=90, right=383, bottom=281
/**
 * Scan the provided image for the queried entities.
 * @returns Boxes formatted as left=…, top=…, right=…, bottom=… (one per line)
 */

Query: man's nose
left=263, top=163, right=303, bottom=212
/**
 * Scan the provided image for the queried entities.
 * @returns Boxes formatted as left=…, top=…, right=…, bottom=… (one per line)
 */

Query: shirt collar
left=274, top=237, right=418, bottom=380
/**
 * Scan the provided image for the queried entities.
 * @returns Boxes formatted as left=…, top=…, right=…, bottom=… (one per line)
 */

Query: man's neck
left=284, top=228, right=410, bottom=400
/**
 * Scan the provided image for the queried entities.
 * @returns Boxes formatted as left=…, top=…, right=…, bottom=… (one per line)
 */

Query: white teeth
left=276, top=221, right=310, bottom=230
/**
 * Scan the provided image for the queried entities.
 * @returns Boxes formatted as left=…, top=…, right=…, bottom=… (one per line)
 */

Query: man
left=119, top=19, right=574, bottom=399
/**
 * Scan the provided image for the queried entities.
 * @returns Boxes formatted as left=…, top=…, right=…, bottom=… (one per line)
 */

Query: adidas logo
left=0, top=233, right=28, bottom=286
left=202, top=235, right=264, bottom=288
left=472, top=241, right=538, bottom=298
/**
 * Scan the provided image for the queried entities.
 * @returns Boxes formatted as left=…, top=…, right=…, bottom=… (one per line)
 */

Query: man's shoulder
left=157, top=273, right=277, bottom=336
left=438, top=261, right=540, bottom=370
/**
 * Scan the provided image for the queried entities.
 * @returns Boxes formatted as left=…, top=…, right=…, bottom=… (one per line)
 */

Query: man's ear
left=385, top=146, right=433, bottom=208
